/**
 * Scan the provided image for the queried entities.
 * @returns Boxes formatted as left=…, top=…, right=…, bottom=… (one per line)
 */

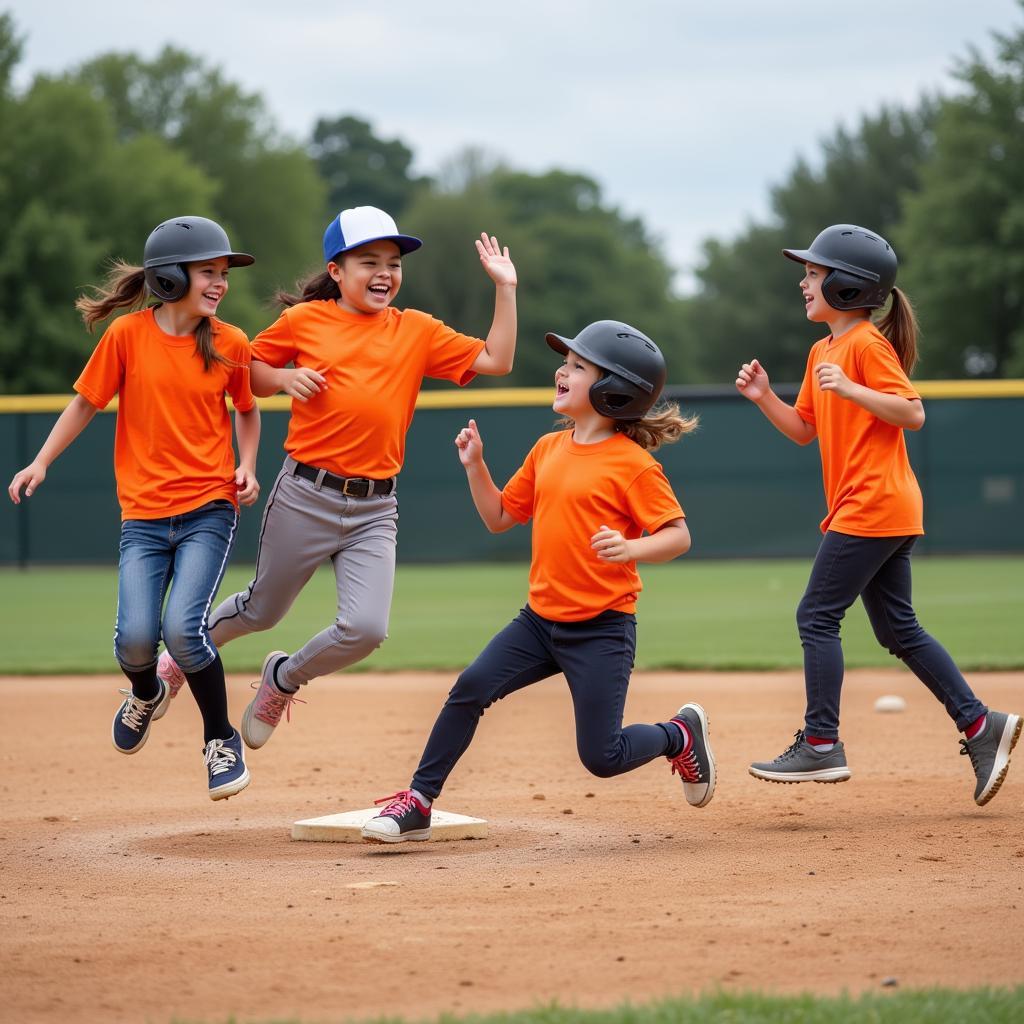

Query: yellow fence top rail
left=1, top=381, right=1022, bottom=414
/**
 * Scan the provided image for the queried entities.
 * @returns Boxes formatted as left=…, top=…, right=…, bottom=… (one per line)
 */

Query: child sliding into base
left=362, top=320, right=714, bottom=843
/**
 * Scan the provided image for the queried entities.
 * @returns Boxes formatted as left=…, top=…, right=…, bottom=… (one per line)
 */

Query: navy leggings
left=799, top=531, right=986, bottom=739
left=411, top=606, right=679, bottom=800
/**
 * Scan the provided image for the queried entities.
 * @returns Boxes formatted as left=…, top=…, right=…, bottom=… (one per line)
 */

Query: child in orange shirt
left=156, top=206, right=517, bottom=751
left=8, top=217, right=261, bottom=800
left=362, top=320, right=714, bottom=843
left=736, top=223, right=1020, bottom=805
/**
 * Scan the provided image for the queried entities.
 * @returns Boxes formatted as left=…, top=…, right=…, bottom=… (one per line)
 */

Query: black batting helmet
left=783, top=224, right=897, bottom=311
left=545, top=320, right=667, bottom=421
left=143, top=216, right=254, bottom=302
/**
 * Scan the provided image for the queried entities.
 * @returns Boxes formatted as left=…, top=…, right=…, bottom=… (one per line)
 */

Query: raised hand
left=475, top=234, right=517, bottom=288
left=735, top=358, right=771, bottom=402
left=454, top=418, right=484, bottom=466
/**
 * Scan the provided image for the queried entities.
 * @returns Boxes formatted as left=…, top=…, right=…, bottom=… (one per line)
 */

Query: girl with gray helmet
left=736, top=224, right=1020, bottom=805
left=7, top=216, right=261, bottom=801
left=362, top=321, right=714, bottom=844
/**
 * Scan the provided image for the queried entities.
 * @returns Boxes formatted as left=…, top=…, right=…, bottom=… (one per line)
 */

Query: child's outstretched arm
left=470, top=234, right=517, bottom=376
left=8, top=394, right=97, bottom=503
left=736, top=358, right=816, bottom=445
left=455, top=418, right=517, bottom=533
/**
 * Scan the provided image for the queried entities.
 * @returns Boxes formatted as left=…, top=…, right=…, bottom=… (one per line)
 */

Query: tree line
left=1, top=8, right=1021, bottom=394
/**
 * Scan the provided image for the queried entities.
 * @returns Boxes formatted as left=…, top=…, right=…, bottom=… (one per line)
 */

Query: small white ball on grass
left=874, top=694, right=907, bottom=713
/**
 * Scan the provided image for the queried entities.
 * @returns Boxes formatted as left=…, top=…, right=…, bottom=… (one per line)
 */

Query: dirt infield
left=3, top=670, right=1022, bottom=1024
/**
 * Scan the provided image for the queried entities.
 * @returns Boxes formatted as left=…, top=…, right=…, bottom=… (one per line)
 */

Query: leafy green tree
left=399, top=158, right=694, bottom=386
left=73, top=47, right=325, bottom=322
left=311, top=114, right=428, bottom=219
left=685, top=103, right=936, bottom=384
left=898, top=11, right=1024, bottom=376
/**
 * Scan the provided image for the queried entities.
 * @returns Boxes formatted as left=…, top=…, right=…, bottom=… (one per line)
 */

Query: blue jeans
left=798, top=531, right=986, bottom=738
left=411, top=606, right=676, bottom=800
left=115, top=501, right=238, bottom=674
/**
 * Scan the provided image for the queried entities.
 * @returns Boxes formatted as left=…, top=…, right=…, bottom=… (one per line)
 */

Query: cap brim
left=329, top=234, right=423, bottom=261
left=545, top=332, right=571, bottom=355
left=227, top=252, right=255, bottom=267
left=781, top=248, right=814, bottom=265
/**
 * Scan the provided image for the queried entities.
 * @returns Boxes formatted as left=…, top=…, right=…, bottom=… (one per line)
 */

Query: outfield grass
left=178, top=987, right=1024, bottom=1024
left=1, top=556, right=1020, bottom=675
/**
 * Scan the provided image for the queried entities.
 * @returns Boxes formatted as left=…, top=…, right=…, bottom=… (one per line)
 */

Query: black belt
left=292, top=461, right=395, bottom=497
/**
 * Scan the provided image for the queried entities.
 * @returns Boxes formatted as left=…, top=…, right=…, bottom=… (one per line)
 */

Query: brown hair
left=75, top=259, right=228, bottom=372
left=874, top=286, right=918, bottom=375
left=276, top=270, right=340, bottom=308
left=559, top=401, right=699, bottom=452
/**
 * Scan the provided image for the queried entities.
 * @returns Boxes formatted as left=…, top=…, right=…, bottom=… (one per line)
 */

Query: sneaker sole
left=360, top=827, right=432, bottom=844
left=241, top=650, right=288, bottom=750
left=748, top=765, right=852, bottom=784
left=976, top=714, right=1021, bottom=806
left=111, top=682, right=171, bottom=756
left=210, top=767, right=251, bottom=801
left=677, top=702, right=716, bottom=808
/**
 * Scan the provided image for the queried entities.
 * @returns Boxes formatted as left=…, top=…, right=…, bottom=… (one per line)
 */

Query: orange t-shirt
left=500, top=430, right=685, bottom=622
left=251, top=302, right=485, bottom=478
left=795, top=319, right=922, bottom=536
left=74, top=308, right=254, bottom=520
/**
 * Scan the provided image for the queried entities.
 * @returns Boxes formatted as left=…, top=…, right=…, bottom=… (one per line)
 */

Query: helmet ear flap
left=144, top=263, right=189, bottom=302
left=823, top=268, right=874, bottom=311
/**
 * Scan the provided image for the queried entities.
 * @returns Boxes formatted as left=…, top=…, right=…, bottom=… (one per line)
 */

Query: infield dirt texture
left=3, top=669, right=1022, bottom=1023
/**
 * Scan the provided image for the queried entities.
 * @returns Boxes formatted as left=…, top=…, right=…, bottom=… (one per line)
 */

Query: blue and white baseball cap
left=322, top=206, right=422, bottom=263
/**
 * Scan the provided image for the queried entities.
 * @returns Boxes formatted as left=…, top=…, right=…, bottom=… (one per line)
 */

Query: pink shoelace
left=373, top=790, right=424, bottom=817
left=669, top=744, right=701, bottom=783
left=250, top=680, right=306, bottom=726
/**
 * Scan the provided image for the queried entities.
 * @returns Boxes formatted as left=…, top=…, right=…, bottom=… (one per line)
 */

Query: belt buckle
left=341, top=477, right=366, bottom=497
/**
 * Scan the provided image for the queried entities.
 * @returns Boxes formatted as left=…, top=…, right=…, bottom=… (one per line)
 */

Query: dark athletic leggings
left=798, top=531, right=986, bottom=739
left=411, top=606, right=680, bottom=800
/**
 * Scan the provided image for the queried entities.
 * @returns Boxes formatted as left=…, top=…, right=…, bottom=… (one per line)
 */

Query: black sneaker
left=749, top=730, right=851, bottom=784
left=112, top=678, right=170, bottom=755
left=960, top=711, right=1021, bottom=806
left=668, top=703, right=716, bottom=807
left=361, top=790, right=432, bottom=844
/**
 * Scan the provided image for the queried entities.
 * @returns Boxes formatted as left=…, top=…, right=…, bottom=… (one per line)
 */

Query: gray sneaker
left=960, top=710, right=1021, bottom=806
left=749, top=730, right=851, bottom=784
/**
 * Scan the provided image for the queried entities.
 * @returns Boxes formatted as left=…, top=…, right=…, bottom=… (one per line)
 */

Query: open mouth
left=368, top=284, right=390, bottom=298
left=556, top=383, right=569, bottom=396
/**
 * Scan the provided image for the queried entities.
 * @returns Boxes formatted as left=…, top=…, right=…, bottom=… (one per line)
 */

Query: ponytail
left=75, top=259, right=229, bottom=372
left=619, top=401, right=699, bottom=451
left=557, top=401, right=699, bottom=452
left=276, top=270, right=341, bottom=308
left=874, top=286, right=918, bottom=375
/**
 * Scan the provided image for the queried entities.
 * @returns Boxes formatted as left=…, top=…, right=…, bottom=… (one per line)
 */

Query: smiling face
left=553, top=347, right=602, bottom=419
left=181, top=256, right=230, bottom=317
left=329, top=240, right=403, bottom=314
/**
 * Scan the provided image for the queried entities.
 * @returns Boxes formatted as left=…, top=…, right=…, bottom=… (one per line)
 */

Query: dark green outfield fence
left=2, top=384, right=1022, bottom=565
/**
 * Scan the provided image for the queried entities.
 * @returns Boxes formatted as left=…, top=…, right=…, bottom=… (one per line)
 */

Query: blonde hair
left=873, top=286, right=918, bottom=375
left=75, top=259, right=228, bottom=372
left=559, top=401, right=699, bottom=452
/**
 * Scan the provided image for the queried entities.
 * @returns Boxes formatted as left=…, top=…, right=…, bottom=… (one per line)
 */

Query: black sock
left=659, top=721, right=685, bottom=758
left=122, top=666, right=160, bottom=702
left=184, top=653, right=233, bottom=744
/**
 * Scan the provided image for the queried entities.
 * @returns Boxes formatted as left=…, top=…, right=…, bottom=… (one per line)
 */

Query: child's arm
left=816, top=363, right=925, bottom=430
left=469, top=234, right=517, bottom=377
left=7, top=394, right=98, bottom=503
left=736, top=358, right=816, bottom=445
left=251, top=360, right=328, bottom=401
left=233, top=405, right=261, bottom=506
left=591, top=519, right=691, bottom=564
left=455, top=418, right=517, bottom=533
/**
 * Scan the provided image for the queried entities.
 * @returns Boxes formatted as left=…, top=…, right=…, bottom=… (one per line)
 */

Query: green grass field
left=2, top=556, right=1021, bottom=675
left=177, top=987, right=1024, bottom=1024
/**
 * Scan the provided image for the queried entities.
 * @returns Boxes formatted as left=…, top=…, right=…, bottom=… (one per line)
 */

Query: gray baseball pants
left=207, top=456, right=398, bottom=688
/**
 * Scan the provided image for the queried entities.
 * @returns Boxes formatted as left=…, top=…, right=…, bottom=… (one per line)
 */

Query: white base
left=291, top=807, right=488, bottom=843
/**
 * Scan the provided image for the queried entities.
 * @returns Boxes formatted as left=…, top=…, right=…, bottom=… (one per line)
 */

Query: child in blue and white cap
left=156, top=206, right=520, bottom=759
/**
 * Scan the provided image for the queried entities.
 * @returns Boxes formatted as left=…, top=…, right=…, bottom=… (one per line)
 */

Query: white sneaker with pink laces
left=153, top=650, right=187, bottom=721
left=240, top=650, right=303, bottom=749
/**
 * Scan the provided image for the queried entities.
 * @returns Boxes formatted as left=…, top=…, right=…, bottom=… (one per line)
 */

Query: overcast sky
left=11, top=1, right=1022, bottom=290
